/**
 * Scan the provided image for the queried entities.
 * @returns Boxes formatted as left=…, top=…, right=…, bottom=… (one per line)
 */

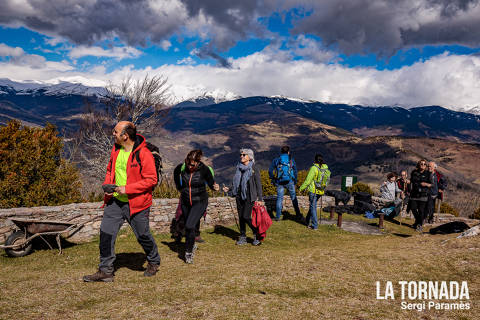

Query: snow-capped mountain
left=0, top=78, right=106, bottom=97
left=1, top=78, right=480, bottom=142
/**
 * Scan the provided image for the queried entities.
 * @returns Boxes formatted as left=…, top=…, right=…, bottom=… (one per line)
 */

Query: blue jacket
left=268, top=154, right=298, bottom=184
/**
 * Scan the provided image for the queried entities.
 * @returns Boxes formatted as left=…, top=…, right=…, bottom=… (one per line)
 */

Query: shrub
left=153, top=178, right=180, bottom=199
left=0, top=120, right=83, bottom=208
left=346, top=182, right=374, bottom=195
left=260, top=170, right=276, bottom=196
left=440, top=202, right=460, bottom=217
left=469, top=207, right=480, bottom=220
left=296, top=170, right=309, bottom=195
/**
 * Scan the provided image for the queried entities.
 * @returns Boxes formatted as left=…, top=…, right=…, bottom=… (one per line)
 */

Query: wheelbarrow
left=1, top=214, right=101, bottom=257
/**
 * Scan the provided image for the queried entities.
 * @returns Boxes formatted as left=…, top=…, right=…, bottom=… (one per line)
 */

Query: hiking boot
left=185, top=244, right=198, bottom=264
left=416, top=225, right=423, bottom=233
left=236, top=235, right=247, bottom=245
left=83, top=270, right=114, bottom=282
left=252, top=235, right=262, bottom=246
left=195, top=235, right=205, bottom=243
left=185, top=252, right=194, bottom=264
left=307, top=225, right=318, bottom=230
left=144, top=262, right=159, bottom=277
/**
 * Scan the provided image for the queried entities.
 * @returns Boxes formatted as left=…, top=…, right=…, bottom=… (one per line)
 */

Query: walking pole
left=223, top=184, right=240, bottom=232
left=319, top=194, right=323, bottom=225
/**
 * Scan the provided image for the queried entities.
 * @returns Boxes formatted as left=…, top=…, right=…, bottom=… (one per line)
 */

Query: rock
left=457, top=225, right=480, bottom=238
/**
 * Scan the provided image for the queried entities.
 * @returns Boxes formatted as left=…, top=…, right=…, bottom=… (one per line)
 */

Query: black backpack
left=135, top=141, right=163, bottom=185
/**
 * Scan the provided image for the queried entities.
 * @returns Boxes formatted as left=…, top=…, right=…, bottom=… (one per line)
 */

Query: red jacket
left=103, top=134, right=157, bottom=215
left=252, top=203, right=272, bottom=241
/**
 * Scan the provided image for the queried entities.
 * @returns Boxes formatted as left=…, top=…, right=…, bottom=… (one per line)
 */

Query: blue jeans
left=276, top=181, right=301, bottom=219
left=306, top=192, right=320, bottom=229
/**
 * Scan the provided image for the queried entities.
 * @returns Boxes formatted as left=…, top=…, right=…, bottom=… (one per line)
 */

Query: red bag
left=251, top=203, right=273, bottom=241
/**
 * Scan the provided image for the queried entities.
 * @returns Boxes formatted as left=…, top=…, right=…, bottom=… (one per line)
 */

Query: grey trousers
left=99, top=198, right=160, bottom=274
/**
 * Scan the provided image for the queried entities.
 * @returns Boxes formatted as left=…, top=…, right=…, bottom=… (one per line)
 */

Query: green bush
left=260, top=169, right=310, bottom=197
left=296, top=170, right=309, bottom=196
left=440, top=202, right=460, bottom=217
left=346, top=182, right=374, bottom=195
left=153, top=178, right=180, bottom=199
left=260, top=170, right=276, bottom=196
left=0, top=120, right=83, bottom=208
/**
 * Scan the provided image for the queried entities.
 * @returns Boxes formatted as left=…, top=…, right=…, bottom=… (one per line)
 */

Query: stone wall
left=0, top=195, right=335, bottom=245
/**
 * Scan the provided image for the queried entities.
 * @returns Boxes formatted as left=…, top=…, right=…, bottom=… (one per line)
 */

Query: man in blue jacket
left=269, top=146, right=303, bottom=222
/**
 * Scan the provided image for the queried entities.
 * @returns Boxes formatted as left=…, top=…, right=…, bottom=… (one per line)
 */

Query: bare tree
left=103, top=75, right=171, bottom=131
left=70, top=74, right=171, bottom=193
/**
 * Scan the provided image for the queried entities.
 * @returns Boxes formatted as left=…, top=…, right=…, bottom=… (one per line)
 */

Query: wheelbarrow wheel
left=5, top=231, right=33, bottom=257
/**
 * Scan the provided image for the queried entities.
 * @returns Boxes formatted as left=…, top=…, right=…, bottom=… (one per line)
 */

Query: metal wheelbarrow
left=1, top=214, right=101, bottom=257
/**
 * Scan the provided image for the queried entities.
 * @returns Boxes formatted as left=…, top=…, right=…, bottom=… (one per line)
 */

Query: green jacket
left=299, top=163, right=331, bottom=195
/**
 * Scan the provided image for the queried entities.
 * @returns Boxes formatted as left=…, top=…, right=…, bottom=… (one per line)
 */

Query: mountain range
left=1, top=79, right=479, bottom=214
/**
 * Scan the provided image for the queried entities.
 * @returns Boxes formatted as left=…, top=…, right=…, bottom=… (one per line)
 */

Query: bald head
left=120, top=121, right=136, bottom=139
left=113, top=121, right=136, bottom=146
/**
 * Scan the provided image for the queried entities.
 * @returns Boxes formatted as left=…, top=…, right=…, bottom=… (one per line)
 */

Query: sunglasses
left=240, top=154, right=247, bottom=157
left=420, top=163, right=426, bottom=166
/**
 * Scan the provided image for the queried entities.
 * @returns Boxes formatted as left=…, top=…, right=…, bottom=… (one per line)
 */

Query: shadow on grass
left=114, top=252, right=146, bottom=272
left=160, top=241, right=185, bottom=261
left=391, top=233, right=412, bottom=238
left=34, top=236, right=77, bottom=251
left=279, top=211, right=306, bottom=225
left=209, top=225, right=240, bottom=241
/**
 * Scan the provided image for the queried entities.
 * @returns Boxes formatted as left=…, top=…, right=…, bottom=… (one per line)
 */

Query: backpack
left=276, top=154, right=294, bottom=183
left=136, top=141, right=163, bottom=185
left=313, top=164, right=330, bottom=190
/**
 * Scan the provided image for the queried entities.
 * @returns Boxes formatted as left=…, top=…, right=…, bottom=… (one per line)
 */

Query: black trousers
left=181, top=199, right=208, bottom=253
left=236, top=196, right=258, bottom=236
left=410, top=200, right=427, bottom=227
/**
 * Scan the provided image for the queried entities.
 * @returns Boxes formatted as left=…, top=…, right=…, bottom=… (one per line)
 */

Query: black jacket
left=233, top=163, right=263, bottom=202
left=174, top=162, right=215, bottom=205
left=397, top=178, right=411, bottom=196
left=410, top=169, right=431, bottom=199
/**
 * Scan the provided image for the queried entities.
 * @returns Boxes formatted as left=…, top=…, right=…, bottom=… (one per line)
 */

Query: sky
left=1, top=0, right=480, bottom=110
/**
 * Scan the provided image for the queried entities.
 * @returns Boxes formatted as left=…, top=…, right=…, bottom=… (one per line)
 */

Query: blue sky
left=1, top=0, right=480, bottom=110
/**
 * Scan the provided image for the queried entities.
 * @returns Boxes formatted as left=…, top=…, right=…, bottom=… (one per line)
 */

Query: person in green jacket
left=299, top=154, right=331, bottom=229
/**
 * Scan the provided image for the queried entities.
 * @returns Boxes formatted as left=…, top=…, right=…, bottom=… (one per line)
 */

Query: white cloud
left=68, top=46, right=143, bottom=60
left=44, top=36, right=65, bottom=47
left=160, top=40, right=172, bottom=51
left=176, top=57, right=195, bottom=65
left=1, top=49, right=480, bottom=111
left=0, top=43, right=25, bottom=57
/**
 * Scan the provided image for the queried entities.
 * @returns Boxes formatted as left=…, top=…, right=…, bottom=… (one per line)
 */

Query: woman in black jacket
left=409, top=159, right=432, bottom=232
left=174, top=149, right=219, bottom=263
left=223, top=148, right=264, bottom=246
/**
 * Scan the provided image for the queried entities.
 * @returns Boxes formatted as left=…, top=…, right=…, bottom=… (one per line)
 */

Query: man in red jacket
left=83, top=121, right=160, bottom=282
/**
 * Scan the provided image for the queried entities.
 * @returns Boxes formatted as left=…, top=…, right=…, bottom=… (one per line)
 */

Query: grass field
left=0, top=213, right=478, bottom=320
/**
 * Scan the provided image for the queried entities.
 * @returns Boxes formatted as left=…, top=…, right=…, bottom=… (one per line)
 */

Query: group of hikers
left=83, top=120, right=442, bottom=282
left=380, top=160, right=447, bottom=232
left=83, top=121, right=331, bottom=282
